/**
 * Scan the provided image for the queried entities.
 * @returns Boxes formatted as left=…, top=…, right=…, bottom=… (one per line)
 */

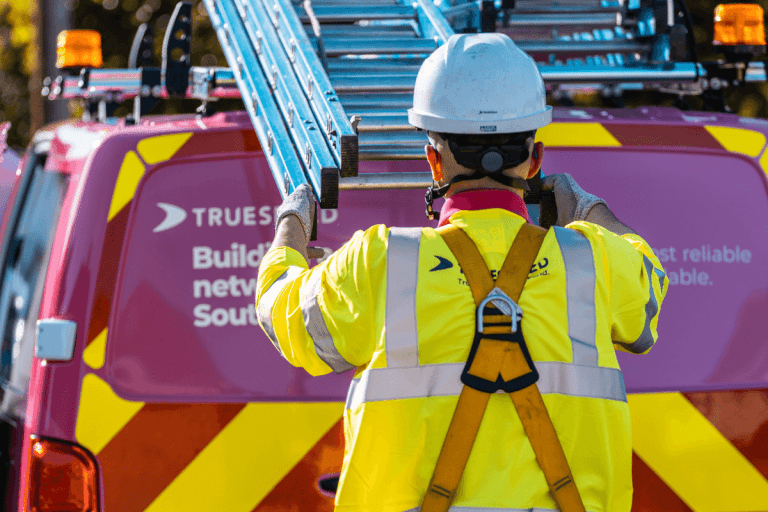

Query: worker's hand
left=540, top=173, right=607, bottom=227
left=274, top=184, right=316, bottom=242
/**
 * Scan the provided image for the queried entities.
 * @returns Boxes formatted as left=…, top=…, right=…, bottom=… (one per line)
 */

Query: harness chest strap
left=421, top=223, right=586, bottom=512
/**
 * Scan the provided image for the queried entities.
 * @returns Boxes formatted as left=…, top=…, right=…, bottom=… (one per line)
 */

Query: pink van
left=0, top=105, right=766, bottom=511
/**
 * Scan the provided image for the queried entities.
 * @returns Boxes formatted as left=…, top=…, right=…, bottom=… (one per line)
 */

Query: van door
left=0, top=136, right=69, bottom=510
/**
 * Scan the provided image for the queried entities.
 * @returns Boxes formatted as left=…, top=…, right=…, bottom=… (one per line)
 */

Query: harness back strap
left=421, top=223, right=586, bottom=512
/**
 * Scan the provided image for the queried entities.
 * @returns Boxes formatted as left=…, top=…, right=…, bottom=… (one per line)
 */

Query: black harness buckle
left=461, top=289, right=539, bottom=394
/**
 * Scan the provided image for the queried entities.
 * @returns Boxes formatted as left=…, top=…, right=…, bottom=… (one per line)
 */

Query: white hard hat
left=408, top=33, right=552, bottom=134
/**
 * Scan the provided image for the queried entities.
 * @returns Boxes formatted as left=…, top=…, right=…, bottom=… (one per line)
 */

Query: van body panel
left=5, top=108, right=768, bottom=511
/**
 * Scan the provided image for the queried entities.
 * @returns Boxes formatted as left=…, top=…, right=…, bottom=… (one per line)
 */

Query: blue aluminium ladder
left=202, top=0, right=453, bottom=208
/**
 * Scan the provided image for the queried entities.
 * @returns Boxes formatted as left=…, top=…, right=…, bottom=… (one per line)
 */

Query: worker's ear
left=527, top=141, right=544, bottom=179
left=426, top=144, right=443, bottom=183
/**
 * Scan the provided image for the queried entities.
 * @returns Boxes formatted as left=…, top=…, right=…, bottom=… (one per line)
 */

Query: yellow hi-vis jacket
left=256, top=209, right=667, bottom=512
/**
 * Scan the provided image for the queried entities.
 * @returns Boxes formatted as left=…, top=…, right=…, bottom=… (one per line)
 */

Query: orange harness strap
left=421, top=223, right=586, bottom=512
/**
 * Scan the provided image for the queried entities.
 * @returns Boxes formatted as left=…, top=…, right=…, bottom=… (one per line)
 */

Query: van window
left=0, top=155, right=68, bottom=421
left=546, top=148, right=768, bottom=393
left=110, top=155, right=427, bottom=402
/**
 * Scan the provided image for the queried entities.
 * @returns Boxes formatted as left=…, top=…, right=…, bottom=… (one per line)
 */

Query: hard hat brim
left=408, top=106, right=553, bottom=134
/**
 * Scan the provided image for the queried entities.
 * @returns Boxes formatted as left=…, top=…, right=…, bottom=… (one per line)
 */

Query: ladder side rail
left=411, top=0, right=454, bottom=45
left=269, top=0, right=358, bottom=177
left=223, top=0, right=340, bottom=207
left=204, top=0, right=310, bottom=202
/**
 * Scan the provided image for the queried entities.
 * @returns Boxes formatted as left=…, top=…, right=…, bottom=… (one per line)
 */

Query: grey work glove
left=541, top=173, right=607, bottom=227
left=274, top=184, right=315, bottom=241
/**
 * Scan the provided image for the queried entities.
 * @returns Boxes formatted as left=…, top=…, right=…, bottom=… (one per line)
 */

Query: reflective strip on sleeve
left=385, top=228, right=423, bottom=368
left=301, top=270, right=356, bottom=374
left=256, top=266, right=305, bottom=355
left=345, top=360, right=626, bottom=410
left=553, top=227, right=598, bottom=366
left=614, top=256, right=661, bottom=354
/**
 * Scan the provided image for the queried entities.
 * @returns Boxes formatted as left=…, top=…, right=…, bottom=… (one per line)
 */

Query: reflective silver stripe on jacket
left=385, top=228, right=422, bottom=368
left=614, top=256, right=664, bottom=354
left=256, top=265, right=306, bottom=355
left=357, top=225, right=622, bottom=412
left=301, top=269, right=356, bottom=373
left=553, top=227, right=598, bottom=366
left=345, top=360, right=626, bottom=410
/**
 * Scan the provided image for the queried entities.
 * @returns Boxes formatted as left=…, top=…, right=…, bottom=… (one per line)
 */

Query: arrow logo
left=430, top=256, right=454, bottom=272
left=153, top=203, right=187, bottom=232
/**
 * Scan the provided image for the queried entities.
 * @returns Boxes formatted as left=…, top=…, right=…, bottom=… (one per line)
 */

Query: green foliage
left=0, top=3, right=33, bottom=149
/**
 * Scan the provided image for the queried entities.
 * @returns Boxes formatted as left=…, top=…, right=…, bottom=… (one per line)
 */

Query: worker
left=256, top=33, right=667, bottom=512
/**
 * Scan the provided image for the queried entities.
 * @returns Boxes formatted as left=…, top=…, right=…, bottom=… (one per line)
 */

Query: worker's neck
left=445, top=177, right=526, bottom=199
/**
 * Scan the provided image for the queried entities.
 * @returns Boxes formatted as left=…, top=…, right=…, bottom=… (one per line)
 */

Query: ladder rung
left=518, top=40, right=650, bottom=57
left=328, top=58, right=424, bottom=73
left=339, top=172, right=432, bottom=190
left=356, top=115, right=414, bottom=132
left=359, top=131, right=427, bottom=144
left=307, top=0, right=401, bottom=5
left=329, top=64, right=424, bottom=74
left=346, top=108, right=413, bottom=118
left=505, top=12, right=622, bottom=27
left=321, top=38, right=437, bottom=56
left=297, top=5, right=415, bottom=23
left=359, top=144, right=425, bottom=160
left=509, top=3, right=624, bottom=14
left=339, top=93, right=413, bottom=109
left=538, top=62, right=699, bottom=83
left=310, top=26, right=419, bottom=38
left=514, top=0, right=620, bottom=7
left=332, top=74, right=417, bottom=92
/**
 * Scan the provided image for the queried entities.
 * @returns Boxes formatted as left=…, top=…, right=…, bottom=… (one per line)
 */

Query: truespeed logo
left=430, top=256, right=454, bottom=272
left=154, top=203, right=187, bottom=232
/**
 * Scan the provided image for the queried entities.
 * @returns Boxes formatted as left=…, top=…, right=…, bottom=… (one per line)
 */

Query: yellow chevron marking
left=760, top=146, right=768, bottom=178
left=536, top=122, right=621, bottom=147
left=143, top=402, right=343, bottom=512
left=83, top=328, right=107, bottom=369
left=108, top=150, right=145, bottom=221
left=705, top=126, right=766, bottom=158
left=75, top=373, right=144, bottom=455
left=136, top=132, right=193, bottom=164
left=629, top=392, right=768, bottom=512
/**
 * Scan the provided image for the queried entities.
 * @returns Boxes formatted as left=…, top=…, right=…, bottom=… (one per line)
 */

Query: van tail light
left=27, top=436, right=99, bottom=512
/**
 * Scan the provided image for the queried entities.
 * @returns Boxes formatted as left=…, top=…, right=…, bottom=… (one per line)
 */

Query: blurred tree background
left=0, top=0, right=35, bottom=148
left=0, top=0, right=766, bottom=150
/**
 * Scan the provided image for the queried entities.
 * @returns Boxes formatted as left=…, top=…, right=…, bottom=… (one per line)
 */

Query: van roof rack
left=45, top=0, right=766, bottom=208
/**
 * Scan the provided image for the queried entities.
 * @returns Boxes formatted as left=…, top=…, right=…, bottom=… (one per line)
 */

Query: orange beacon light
left=713, top=4, right=766, bottom=47
left=56, top=30, right=103, bottom=69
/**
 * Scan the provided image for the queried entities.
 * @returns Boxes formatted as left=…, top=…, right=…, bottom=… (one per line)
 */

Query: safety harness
left=421, top=223, right=586, bottom=512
